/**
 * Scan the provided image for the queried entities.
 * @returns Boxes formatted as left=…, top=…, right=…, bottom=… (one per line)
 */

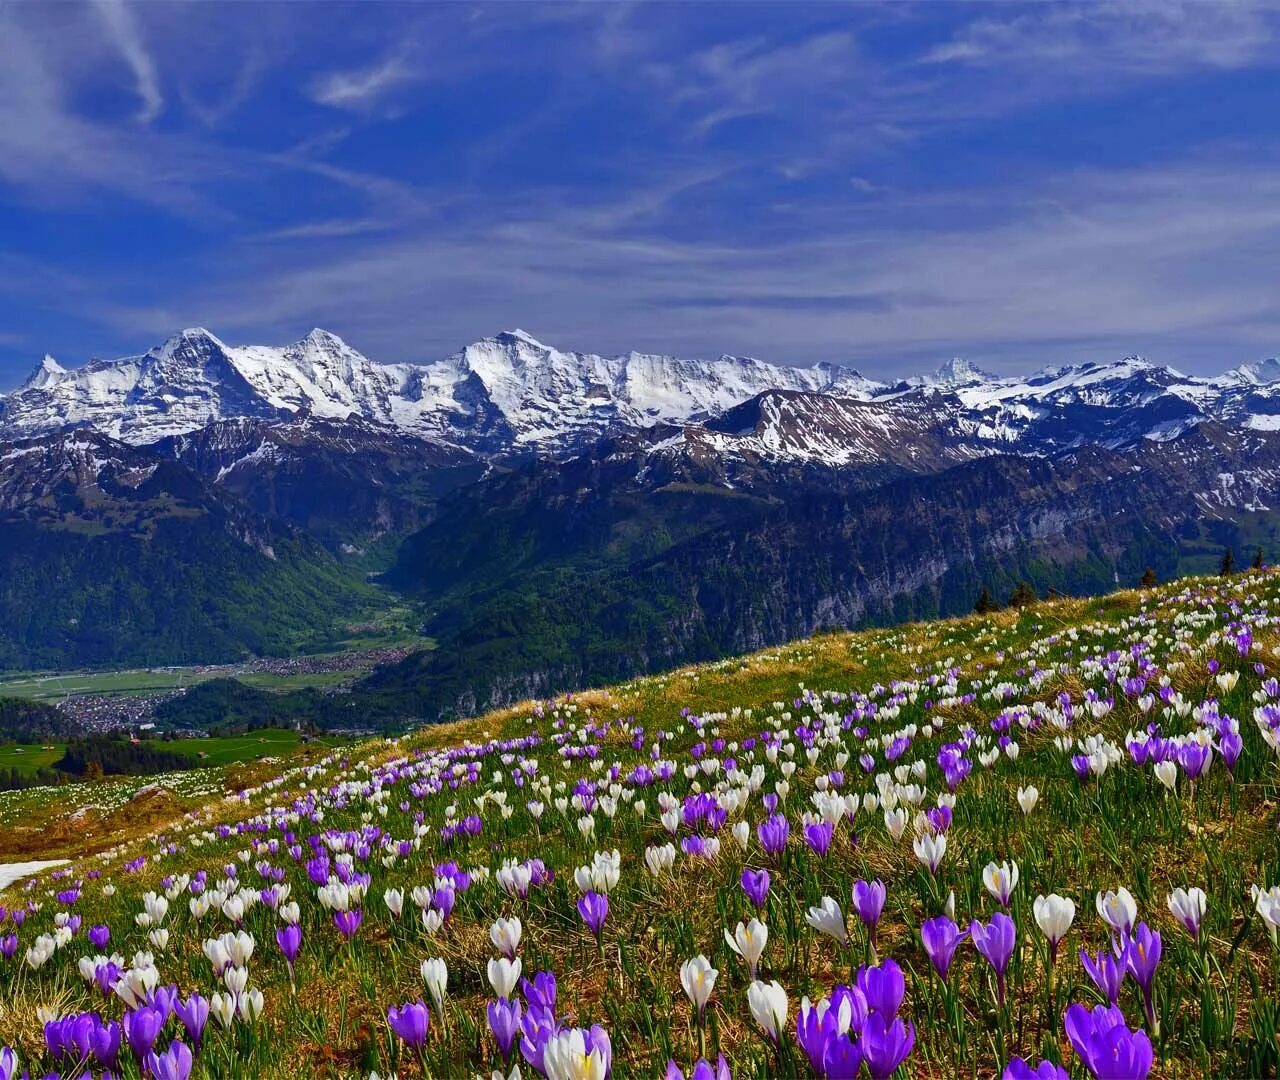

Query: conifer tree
left=1009, top=581, right=1037, bottom=608
left=1139, top=567, right=1158, bottom=588
left=1220, top=548, right=1235, bottom=577
left=974, top=586, right=996, bottom=614
left=1253, top=545, right=1265, bottom=571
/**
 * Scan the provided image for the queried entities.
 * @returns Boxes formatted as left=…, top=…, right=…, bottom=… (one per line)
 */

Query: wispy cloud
left=922, top=1, right=1280, bottom=76
left=77, top=158, right=1280, bottom=377
left=91, top=0, right=164, bottom=123
left=253, top=218, right=392, bottom=242
left=310, top=51, right=420, bottom=112
left=181, top=46, right=266, bottom=129
left=651, top=30, right=862, bottom=137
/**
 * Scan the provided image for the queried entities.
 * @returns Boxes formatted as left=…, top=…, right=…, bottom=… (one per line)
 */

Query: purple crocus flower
left=276, top=924, right=302, bottom=976
left=1218, top=729, right=1243, bottom=773
left=88, top=925, right=110, bottom=950
left=519, top=997, right=558, bottom=1074
left=796, top=987, right=867, bottom=1074
left=920, top=915, right=966, bottom=980
left=488, top=997, right=523, bottom=1063
left=145, top=1039, right=193, bottom=1080
left=971, top=912, right=1016, bottom=1006
left=757, top=814, right=790, bottom=857
left=1064, top=1003, right=1153, bottom=1080
left=92, top=1017, right=122, bottom=1069
left=95, top=960, right=123, bottom=997
left=387, top=999, right=430, bottom=1049
left=1124, top=922, right=1162, bottom=1032
left=432, top=885, right=456, bottom=920
left=803, top=820, right=834, bottom=857
left=174, top=993, right=208, bottom=1052
left=861, top=1012, right=916, bottom=1079
left=1079, top=947, right=1126, bottom=1006
left=926, top=805, right=952, bottom=834
left=577, top=890, right=609, bottom=943
left=123, top=1004, right=165, bottom=1061
left=1179, top=740, right=1213, bottom=779
left=1004, top=1058, right=1069, bottom=1080
left=741, top=868, right=770, bottom=911
left=851, top=879, right=887, bottom=929
left=520, top=970, right=558, bottom=1018
left=856, top=958, right=905, bottom=1018
left=46, top=1013, right=90, bottom=1067
left=333, top=908, right=363, bottom=940
left=664, top=1055, right=731, bottom=1080
left=151, top=984, right=179, bottom=1018
left=822, top=1033, right=863, bottom=1080
left=0, top=935, right=15, bottom=959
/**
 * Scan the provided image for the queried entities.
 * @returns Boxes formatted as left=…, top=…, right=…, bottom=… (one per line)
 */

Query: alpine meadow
left=4, top=3, right=1280, bottom=1079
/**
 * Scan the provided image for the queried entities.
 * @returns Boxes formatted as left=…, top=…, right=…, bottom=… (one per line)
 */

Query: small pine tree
left=1009, top=581, right=1037, bottom=608
left=1253, top=545, right=1265, bottom=570
left=1140, top=567, right=1158, bottom=588
left=974, top=586, right=996, bottom=614
left=1220, top=547, right=1235, bottom=577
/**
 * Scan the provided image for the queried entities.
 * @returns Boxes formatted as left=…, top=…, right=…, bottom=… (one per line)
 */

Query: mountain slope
left=368, top=422, right=1280, bottom=719
left=154, top=415, right=484, bottom=555
left=0, top=430, right=373, bottom=668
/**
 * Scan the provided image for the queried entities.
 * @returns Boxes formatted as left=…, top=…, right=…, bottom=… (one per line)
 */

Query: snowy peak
left=684, top=387, right=1006, bottom=469
left=493, top=328, right=548, bottom=348
left=927, top=357, right=996, bottom=387
left=23, top=355, right=68, bottom=390
left=5, top=325, right=1280, bottom=462
left=1237, top=358, right=1280, bottom=385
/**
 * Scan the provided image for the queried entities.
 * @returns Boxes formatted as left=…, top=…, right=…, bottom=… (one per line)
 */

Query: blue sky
left=4, top=1, right=1280, bottom=388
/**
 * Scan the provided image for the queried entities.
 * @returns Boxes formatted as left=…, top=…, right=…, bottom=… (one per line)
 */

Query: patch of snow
left=0, top=859, right=68, bottom=894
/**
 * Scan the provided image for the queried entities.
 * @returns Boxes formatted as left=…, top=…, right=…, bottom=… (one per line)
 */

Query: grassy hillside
left=1, top=571, right=1279, bottom=1077
left=0, top=514, right=377, bottom=670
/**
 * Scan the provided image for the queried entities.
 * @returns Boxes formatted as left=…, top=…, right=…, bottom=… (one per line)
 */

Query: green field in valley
left=0, top=669, right=204, bottom=700
left=159, top=729, right=344, bottom=765
left=0, top=743, right=62, bottom=774
left=0, top=729, right=342, bottom=777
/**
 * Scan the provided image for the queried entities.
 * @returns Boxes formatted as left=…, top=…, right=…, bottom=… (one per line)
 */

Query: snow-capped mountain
left=0, top=326, right=884, bottom=452
left=676, top=388, right=1009, bottom=469
left=4, top=325, right=1280, bottom=466
left=901, top=356, right=999, bottom=390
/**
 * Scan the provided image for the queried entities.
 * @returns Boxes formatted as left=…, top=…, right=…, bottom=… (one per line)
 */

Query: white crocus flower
left=420, top=957, right=448, bottom=1013
left=487, top=956, right=522, bottom=1000
left=982, top=860, right=1019, bottom=907
left=724, top=918, right=768, bottom=979
left=1096, top=887, right=1138, bottom=936
left=913, top=832, right=947, bottom=875
left=1033, top=894, right=1076, bottom=955
left=805, top=897, right=849, bottom=946
left=679, top=955, right=718, bottom=1020
left=1167, top=887, right=1207, bottom=939
left=747, top=980, right=788, bottom=1042
left=542, top=1029, right=608, bottom=1080
left=489, top=917, right=523, bottom=960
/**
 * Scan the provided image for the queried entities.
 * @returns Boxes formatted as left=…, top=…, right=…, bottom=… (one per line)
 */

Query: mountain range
left=5, top=326, right=1280, bottom=457
left=3, top=326, right=1279, bottom=718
